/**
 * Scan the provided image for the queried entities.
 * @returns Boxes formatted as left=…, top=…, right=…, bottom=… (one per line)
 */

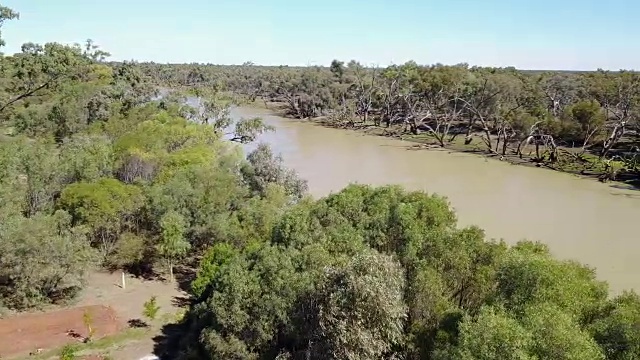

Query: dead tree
left=580, top=122, right=603, bottom=153
left=495, top=119, right=517, bottom=156
left=458, top=82, right=501, bottom=152
left=378, top=75, right=401, bottom=127
left=424, top=90, right=464, bottom=147
left=401, top=92, right=427, bottom=135
left=352, top=65, right=379, bottom=123
left=599, top=76, right=638, bottom=157
left=493, top=96, right=526, bottom=155
left=517, top=121, right=558, bottom=162
left=601, top=120, right=627, bottom=158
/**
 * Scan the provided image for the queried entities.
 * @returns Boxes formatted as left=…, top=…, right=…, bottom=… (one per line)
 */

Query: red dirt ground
left=0, top=304, right=124, bottom=358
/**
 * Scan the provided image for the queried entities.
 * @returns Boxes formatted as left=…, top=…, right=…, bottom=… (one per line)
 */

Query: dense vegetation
left=0, top=6, right=277, bottom=310
left=1, top=5, right=640, bottom=360
left=137, top=60, right=640, bottom=183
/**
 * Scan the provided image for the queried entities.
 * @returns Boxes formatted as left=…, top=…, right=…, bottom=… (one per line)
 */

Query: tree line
left=138, top=60, right=640, bottom=183
left=1, top=4, right=640, bottom=359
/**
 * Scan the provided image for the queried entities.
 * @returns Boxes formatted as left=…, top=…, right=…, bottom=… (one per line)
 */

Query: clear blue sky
left=2, top=0, right=638, bottom=70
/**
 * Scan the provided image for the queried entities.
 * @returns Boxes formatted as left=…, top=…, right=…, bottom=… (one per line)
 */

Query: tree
left=522, top=303, right=605, bottom=360
left=1, top=42, right=103, bottom=116
left=189, top=245, right=301, bottom=359
left=12, top=138, right=62, bottom=217
left=157, top=210, right=190, bottom=281
left=190, top=243, right=238, bottom=299
left=4, top=6, right=640, bottom=357
left=563, top=100, right=606, bottom=150
left=59, top=134, right=114, bottom=182
left=109, top=232, right=149, bottom=274
left=59, top=178, right=145, bottom=258
left=148, top=159, right=247, bottom=246
left=585, top=70, right=640, bottom=157
left=300, top=250, right=407, bottom=360
left=0, top=210, right=97, bottom=309
left=329, top=59, right=345, bottom=80
left=590, top=291, right=640, bottom=360
left=143, top=296, right=161, bottom=322
left=446, top=306, right=534, bottom=360
left=495, top=241, right=608, bottom=321
left=241, top=143, right=308, bottom=201
left=0, top=5, right=19, bottom=48
left=228, top=116, right=274, bottom=143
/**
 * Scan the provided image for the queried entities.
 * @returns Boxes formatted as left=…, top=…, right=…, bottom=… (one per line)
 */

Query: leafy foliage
left=175, top=184, right=634, bottom=360
left=143, top=296, right=160, bottom=321
left=0, top=4, right=284, bottom=309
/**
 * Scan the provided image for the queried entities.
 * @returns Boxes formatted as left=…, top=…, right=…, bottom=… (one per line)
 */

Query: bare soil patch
left=0, top=271, right=187, bottom=359
left=0, top=305, right=123, bottom=358
left=76, top=271, right=184, bottom=322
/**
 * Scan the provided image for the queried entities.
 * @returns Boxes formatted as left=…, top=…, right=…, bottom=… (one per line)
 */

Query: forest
left=136, top=59, right=640, bottom=184
left=1, top=4, right=640, bottom=360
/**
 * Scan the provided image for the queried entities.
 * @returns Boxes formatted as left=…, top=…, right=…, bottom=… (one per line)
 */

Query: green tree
left=59, top=133, right=113, bottom=183
left=59, top=178, right=145, bottom=258
left=446, top=306, right=534, bottom=360
left=192, top=245, right=301, bottom=359
left=157, top=210, right=190, bottom=281
left=523, top=303, right=605, bottom=360
left=301, top=250, right=407, bottom=360
left=563, top=100, right=606, bottom=149
left=241, top=143, right=308, bottom=201
left=329, top=59, right=345, bottom=79
left=590, top=291, right=640, bottom=360
left=495, top=241, right=608, bottom=321
left=191, top=242, right=238, bottom=299
left=0, top=210, right=97, bottom=309
left=0, top=5, right=19, bottom=48
left=143, top=295, right=160, bottom=322
left=109, top=232, right=149, bottom=273
left=7, top=138, right=63, bottom=217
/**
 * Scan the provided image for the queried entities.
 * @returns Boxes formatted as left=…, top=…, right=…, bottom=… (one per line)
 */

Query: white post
left=122, top=271, right=126, bottom=289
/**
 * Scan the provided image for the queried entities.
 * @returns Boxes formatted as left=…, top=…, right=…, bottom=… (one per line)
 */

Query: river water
left=231, top=106, right=640, bottom=295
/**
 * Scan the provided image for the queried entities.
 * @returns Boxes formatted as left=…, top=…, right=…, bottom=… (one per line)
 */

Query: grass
left=18, top=328, right=150, bottom=360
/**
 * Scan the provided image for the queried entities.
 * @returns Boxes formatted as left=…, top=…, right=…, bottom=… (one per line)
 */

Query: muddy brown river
left=231, top=106, right=640, bottom=295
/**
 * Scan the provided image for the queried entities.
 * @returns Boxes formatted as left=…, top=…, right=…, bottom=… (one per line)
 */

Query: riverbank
left=246, top=100, right=639, bottom=190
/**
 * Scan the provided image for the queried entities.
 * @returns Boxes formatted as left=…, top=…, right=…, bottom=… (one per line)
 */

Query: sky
left=1, top=0, right=638, bottom=70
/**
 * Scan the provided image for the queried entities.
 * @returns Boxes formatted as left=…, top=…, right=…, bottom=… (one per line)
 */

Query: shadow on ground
left=128, top=318, right=149, bottom=328
left=152, top=267, right=194, bottom=359
left=172, top=295, right=191, bottom=308
left=173, top=264, right=197, bottom=293
left=153, top=321, right=189, bottom=360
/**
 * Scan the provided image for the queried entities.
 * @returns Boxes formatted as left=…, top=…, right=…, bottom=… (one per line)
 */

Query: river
left=231, top=105, right=640, bottom=295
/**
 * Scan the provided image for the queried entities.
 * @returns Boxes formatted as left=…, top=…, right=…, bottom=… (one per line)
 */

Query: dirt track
left=0, top=305, right=123, bottom=358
